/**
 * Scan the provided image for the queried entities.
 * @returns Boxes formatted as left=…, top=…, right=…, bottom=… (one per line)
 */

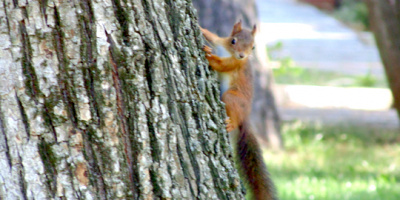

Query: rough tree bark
left=366, top=0, right=400, bottom=120
left=0, top=0, right=245, bottom=199
left=192, top=0, right=283, bottom=149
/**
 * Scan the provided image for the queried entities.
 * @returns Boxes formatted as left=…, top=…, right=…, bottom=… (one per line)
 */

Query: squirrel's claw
left=225, top=118, right=235, bottom=132
left=203, top=45, right=213, bottom=56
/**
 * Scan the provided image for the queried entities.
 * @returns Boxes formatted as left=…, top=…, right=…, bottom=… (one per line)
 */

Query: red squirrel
left=201, top=21, right=277, bottom=200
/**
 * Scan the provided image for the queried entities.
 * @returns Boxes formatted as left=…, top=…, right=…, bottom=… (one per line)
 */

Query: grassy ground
left=272, top=57, right=387, bottom=88
left=268, top=41, right=388, bottom=88
left=264, top=122, right=400, bottom=200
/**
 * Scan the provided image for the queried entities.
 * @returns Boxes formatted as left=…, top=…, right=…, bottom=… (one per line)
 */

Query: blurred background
left=194, top=0, right=400, bottom=199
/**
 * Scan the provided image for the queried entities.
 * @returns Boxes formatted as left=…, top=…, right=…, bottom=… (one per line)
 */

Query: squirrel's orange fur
left=201, top=20, right=277, bottom=200
left=201, top=21, right=255, bottom=132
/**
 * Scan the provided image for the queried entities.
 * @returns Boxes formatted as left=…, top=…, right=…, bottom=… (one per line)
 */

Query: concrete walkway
left=256, top=0, right=399, bottom=130
left=257, top=0, right=384, bottom=77
left=281, top=107, right=399, bottom=130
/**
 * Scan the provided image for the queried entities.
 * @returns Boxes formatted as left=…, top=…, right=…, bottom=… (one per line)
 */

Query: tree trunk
left=193, top=0, right=283, bottom=149
left=0, top=0, right=244, bottom=199
left=366, top=0, right=400, bottom=120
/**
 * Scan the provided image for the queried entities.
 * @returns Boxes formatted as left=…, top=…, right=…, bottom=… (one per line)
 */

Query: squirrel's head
left=227, top=20, right=257, bottom=60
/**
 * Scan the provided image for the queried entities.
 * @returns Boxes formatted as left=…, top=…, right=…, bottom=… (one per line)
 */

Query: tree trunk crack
left=0, top=102, right=12, bottom=168
left=53, top=5, right=79, bottom=127
left=19, top=20, right=40, bottom=102
left=82, top=128, right=108, bottom=200
left=17, top=153, right=28, bottom=200
left=106, top=31, right=139, bottom=199
left=15, top=93, right=31, bottom=140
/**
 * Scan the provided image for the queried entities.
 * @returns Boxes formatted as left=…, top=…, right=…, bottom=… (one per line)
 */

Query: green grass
left=267, top=42, right=387, bottom=88
left=264, top=122, right=400, bottom=200
left=272, top=57, right=387, bottom=88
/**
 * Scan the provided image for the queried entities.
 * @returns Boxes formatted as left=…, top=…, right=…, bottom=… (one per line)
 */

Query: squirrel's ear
left=251, top=24, right=257, bottom=36
left=231, top=20, right=242, bottom=36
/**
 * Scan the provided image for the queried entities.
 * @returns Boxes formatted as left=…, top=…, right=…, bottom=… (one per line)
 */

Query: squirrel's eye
left=252, top=46, right=255, bottom=50
left=231, top=39, right=236, bottom=45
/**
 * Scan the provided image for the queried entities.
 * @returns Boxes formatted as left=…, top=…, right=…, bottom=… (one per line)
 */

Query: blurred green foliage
left=264, top=121, right=400, bottom=200
left=354, top=71, right=377, bottom=87
left=333, top=0, right=369, bottom=30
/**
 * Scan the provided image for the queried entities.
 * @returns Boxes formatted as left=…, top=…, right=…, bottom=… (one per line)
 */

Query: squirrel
left=201, top=20, right=277, bottom=200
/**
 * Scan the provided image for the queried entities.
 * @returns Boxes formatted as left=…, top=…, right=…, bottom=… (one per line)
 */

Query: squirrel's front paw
left=203, top=45, right=213, bottom=56
left=225, top=118, right=235, bottom=132
left=199, top=27, right=206, bottom=34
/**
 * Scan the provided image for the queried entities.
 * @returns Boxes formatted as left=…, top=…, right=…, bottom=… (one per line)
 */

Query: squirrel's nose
left=239, top=53, right=245, bottom=59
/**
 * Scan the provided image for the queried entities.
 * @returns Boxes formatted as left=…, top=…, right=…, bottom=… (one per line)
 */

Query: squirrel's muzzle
left=238, top=52, right=246, bottom=59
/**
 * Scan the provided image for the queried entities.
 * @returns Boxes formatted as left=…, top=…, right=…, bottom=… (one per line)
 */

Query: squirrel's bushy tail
left=237, top=120, right=277, bottom=200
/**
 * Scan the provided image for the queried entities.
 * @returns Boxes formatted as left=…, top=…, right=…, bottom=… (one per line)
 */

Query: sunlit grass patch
left=267, top=42, right=387, bottom=88
left=272, top=60, right=387, bottom=88
left=264, top=122, right=400, bottom=200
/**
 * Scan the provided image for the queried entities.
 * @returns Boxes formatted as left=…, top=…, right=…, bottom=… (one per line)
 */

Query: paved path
left=257, top=0, right=384, bottom=77
left=280, top=107, right=399, bottom=130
